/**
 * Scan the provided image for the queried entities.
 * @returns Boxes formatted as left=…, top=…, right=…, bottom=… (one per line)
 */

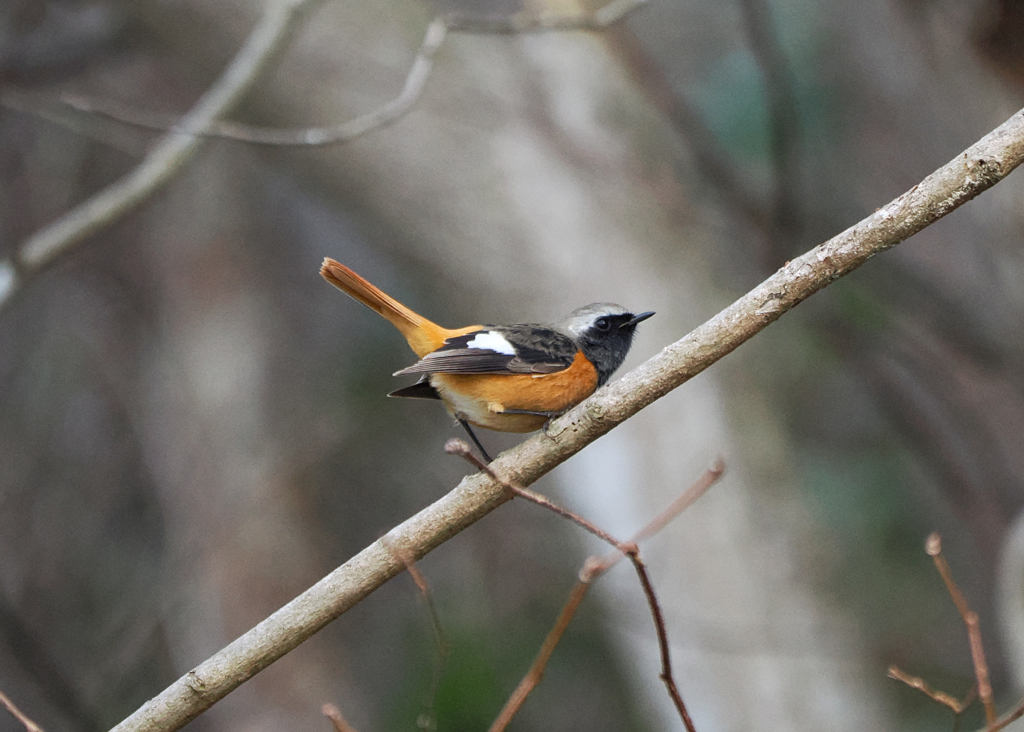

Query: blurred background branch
left=0, top=0, right=322, bottom=313
left=0, top=0, right=651, bottom=317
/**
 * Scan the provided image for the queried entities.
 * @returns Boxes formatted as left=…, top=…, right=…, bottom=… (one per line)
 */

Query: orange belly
left=430, top=352, right=598, bottom=433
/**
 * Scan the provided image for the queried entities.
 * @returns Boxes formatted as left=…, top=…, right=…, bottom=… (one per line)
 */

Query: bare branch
left=381, top=538, right=450, bottom=730
left=0, top=88, right=146, bottom=155
left=52, top=0, right=649, bottom=147
left=108, top=109, right=1024, bottom=732
left=0, top=688, right=45, bottom=732
left=59, top=17, right=448, bottom=147
left=446, top=438, right=629, bottom=551
left=926, top=533, right=997, bottom=726
left=424, top=446, right=713, bottom=731
left=488, top=461, right=721, bottom=732
left=321, top=704, right=359, bottom=732
left=628, top=458, right=724, bottom=545
left=628, top=551, right=696, bottom=732
left=886, top=665, right=974, bottom=715
left=445, top=0, right=647, bottom=33
left=322, top=543, right=454, bottom=732
left=491, top=547, right=701, bottom=732
left=483, top=459, right=721, bottom=731
left=489, top=580, right=592, bottom=732
left=0, top=0, right=649, bottom=314
left=0, top=0, right=318, bottom=312
left=574, top=458, right=725, bottom=579
left=989, top=696, right=1024, bottom=732
left=451, top=441, right=708, bottom=729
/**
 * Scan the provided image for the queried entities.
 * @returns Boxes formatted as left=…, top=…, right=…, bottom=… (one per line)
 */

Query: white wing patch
left=465, top=330, right=516, bottom=355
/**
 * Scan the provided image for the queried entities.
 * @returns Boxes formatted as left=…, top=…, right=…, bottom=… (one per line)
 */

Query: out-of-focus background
left=2, top=0, right=1024, bottom=730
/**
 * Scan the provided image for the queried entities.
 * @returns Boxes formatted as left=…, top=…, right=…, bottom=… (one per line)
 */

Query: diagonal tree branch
left=0, top=0, right=321, bottom=312
left=109, top=108, right=1024, bottom=732
left=0, top=688, right=45, bottom=732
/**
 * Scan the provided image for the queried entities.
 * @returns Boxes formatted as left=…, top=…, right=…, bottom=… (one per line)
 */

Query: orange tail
left=320, top=258, right=461, bottom=357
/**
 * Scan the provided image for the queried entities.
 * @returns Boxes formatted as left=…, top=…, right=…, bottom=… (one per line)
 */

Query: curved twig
left=53, top=0, right=649, bottom=147
left=0, top=0, right=649, bottom=315
left=0, top=0, right=319, bottom=312
left=59, top=17, right=448, bottom=147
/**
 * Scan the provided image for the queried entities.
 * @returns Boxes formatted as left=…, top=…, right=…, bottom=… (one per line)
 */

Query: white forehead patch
left=465, top=331, right=516, bottom=355
left=561, top=303, right=629, bottom=337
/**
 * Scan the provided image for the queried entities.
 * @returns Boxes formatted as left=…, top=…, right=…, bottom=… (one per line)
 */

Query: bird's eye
left=595, top=317, right=611, bottom=331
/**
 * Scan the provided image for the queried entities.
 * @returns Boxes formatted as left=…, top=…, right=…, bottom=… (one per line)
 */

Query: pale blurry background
left=2, top=0, right=1024, bottom=730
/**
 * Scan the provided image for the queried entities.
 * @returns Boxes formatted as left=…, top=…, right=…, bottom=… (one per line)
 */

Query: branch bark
left=108, top=107, right=1024, bottom=732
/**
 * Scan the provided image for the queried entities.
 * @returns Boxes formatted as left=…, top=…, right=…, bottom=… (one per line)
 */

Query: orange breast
left=430, top=351, right=599, bottom=433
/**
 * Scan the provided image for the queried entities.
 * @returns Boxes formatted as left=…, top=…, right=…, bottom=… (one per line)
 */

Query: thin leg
left=458, top=418, right=493, bottom=463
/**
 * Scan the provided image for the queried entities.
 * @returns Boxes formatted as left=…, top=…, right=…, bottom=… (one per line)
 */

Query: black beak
left=622, top=311, right=655, bottom=328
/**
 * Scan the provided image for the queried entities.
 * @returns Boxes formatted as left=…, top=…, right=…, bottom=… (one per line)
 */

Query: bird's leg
left=458, top=418, right=493, bottom=463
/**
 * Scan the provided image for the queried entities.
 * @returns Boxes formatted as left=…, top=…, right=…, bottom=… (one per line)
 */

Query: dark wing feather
left=395, top=350, right=520, bottom=375
left=393, top=326, right=577, bottom=376
left=388, top=377, right=442, bottom=400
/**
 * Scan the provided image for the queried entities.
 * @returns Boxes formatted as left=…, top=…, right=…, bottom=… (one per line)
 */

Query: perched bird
left=320, top=258, right=653, bottom=461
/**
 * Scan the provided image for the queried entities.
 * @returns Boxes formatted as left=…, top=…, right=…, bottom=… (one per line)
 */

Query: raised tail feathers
left=320, top=258, right=451, bottom=357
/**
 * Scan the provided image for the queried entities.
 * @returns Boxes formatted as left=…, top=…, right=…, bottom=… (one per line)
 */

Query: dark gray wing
left=393, top=326, right=577, bottom=376
left=388, top=377, right=442, bottom=400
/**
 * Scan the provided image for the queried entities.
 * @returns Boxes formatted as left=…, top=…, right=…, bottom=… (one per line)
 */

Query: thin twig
left=451, top=438, right=628, bottom=732
left=445, top=0, right=647, bottom=33
left=0, top=0, right=317, bottom=313
left=107, top=110, right=1024, bottom=732
left=0, top=89, right=147, bottom=155
left=322, top=703, right=359, bottom=732
left=488, top=580, right=592, bottom=732
left=445, top=438, right=629, bottom=550
left=628, top=550, right=697, bottom=732
left=0, top=0, right=650, bottom=314
left=887, top=665, right=974, bottom=715
left=61, top=17, right=447, bottom=147
left=926, top=533, right=997, bottom=726
left=0, top=688, right=45, bottom=732
left=381, top=538, right=450, bottom=731
left=988, top=696, right=1024, bottom=732
left=457, top=445, right=718, bottom=732
left=51, top=0, right=648, bottom=147
left=589, top=459, right=725, bottom=576
left=629, top=458, right=724, bottom=545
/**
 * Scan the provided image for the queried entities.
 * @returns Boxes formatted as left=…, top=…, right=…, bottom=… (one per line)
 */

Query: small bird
left=320, top=258, right=653, bottom=461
